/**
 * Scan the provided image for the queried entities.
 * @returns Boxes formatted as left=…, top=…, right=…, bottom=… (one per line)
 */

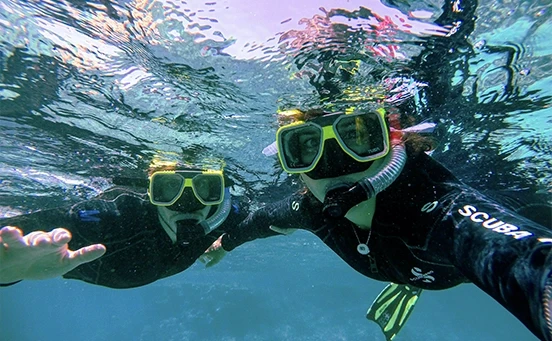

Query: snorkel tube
left=323, top=141, right=406, bottom=218
left=200, top=187, right=232, bottom=234
left=323, top=116, right=407, bottom=218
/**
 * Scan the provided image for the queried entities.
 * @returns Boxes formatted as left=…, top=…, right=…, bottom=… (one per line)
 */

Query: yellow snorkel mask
left=148, top=169, right=224, bottom=207
left=275, top=108, right=390, bottom=178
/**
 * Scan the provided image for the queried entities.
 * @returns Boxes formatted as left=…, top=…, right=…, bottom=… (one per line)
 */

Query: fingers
left=0, top=227, right=72, bottom=248
left=50, top=228, right=72, bottom=246
left=0, top=226, right=24, bottom=238
left=200, top=242, right=220, bottom=265
left=1, top=226, right=25, bottom=240
left=11, top=228, right=71, bottom=249
left=68, top=244, right=106, bottom=266
left=204, top=257, right=218, bottom=268
left=198, top=254, right=210, bottom=265
left=269, top=226, right=297, bottom=235
left=0, top=226, right=26, bottom=249
left=199, top=249, right=227, bottom=268
left=25, top=231, right=54, bottom=247
left=205, top=254, right=224, bottom=268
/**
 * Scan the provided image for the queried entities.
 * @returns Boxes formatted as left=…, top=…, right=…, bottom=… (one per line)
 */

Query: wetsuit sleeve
left=221, top=191, right=318, bottom=251
left=443, top=189, right=552, bottom=341
left=0, top=280, right=22, bottom=287
left=0, top=207, right=75, bottom=234
left=0, top=190, right=143, bottom=287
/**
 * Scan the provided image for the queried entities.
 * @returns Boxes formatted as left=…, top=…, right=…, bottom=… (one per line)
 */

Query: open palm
left=0, top=226, right=106, bottom=283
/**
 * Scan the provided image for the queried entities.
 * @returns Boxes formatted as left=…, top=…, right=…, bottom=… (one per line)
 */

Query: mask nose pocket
left=170, top=189, right=206, bottom=212
left=306, top=139, right=373, bottom=179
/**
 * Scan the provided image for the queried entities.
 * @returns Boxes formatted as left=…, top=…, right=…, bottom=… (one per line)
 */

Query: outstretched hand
left=199, top=235, right=227, bottom=268
left=0, top=226, right=106, bottom=284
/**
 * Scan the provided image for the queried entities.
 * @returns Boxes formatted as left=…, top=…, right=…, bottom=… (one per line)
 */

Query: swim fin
left=366, top=283, right=423, bottom=341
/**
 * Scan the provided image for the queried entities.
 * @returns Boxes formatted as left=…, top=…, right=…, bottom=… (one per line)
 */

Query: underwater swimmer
left=0, top=165, right=246, bottom=288
left=205, top=108, right=552, bottom=341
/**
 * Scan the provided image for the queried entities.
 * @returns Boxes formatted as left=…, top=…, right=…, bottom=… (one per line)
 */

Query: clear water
left=0, top=0, right=550, bottom=340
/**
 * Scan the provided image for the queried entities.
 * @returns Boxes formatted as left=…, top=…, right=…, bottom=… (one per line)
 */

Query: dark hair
left=394, top=108, right=436, bottom=155
left=404, top=133, right=436, bottom=155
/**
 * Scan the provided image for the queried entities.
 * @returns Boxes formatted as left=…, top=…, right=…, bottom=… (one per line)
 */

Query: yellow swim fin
left=366, top=283, right=422, bottom=341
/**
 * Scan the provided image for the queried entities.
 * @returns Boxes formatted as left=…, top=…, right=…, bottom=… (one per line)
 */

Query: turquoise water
left=0, top=0, right=550, bottom=340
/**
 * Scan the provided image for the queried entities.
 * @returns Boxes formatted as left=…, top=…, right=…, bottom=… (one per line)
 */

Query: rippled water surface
left=1, top=0, right=550, bottom=340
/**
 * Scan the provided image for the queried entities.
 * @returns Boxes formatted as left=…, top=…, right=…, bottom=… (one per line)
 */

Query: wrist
left=220, top=233, right=233, bottom=252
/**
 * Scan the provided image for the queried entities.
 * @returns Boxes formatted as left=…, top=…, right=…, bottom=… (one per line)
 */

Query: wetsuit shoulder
left=373, top=152, right=463, bottom=246
left=362, top=152, right=469, bottom=287
left=64, top=187, right=158, bottom=250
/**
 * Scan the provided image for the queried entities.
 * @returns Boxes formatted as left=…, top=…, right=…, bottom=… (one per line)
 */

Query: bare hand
left=199, top=235, right=227, bottom=268
left=0, top=226, right=106, bottom=283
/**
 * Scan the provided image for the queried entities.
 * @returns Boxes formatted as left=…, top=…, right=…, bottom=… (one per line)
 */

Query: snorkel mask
left=148, top=168, right=232, bottom=241
left=276, top=109, right=390, bottom=179
left=149, top=169, right=225, bottom=209
left=265, top=108, right=419, bottom=218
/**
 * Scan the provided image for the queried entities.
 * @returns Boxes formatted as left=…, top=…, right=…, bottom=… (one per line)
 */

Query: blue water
left=0, top=234, right=538, bottom=340
left=1, top=0, right=550, bottom=340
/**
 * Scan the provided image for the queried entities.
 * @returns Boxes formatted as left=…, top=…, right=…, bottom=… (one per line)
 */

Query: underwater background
left=1, top=0, right=551, bottom=340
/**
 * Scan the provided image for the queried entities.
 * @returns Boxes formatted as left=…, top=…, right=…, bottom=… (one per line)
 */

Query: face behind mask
left=166, top=188, right=207, bottom=212
left=304, top=139, right=374, bottom=179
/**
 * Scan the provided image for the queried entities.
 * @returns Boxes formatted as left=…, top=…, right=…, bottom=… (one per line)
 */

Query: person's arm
left=220, top=190, right=319, bottom=251
left=0, top=206, right=107, bottom=285
left=0, top=225, right=105, bottom=285
left=442, top=189, right=552, bottom=341
left=200, top=190, right=319, bottom=267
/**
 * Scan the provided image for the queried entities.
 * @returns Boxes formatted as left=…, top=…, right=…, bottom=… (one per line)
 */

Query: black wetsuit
left=0, top=187, right=248, bottom=289
left=221, top=151, right=552, bottom=341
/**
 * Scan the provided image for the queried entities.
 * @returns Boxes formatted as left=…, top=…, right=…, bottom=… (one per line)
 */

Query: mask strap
left=262, top=141, right=278, bottom=156
left=394, top=122, right=436, bottom=133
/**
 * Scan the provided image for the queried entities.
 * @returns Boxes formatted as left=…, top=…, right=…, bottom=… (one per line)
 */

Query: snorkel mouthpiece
left=165, top=188, right=232, bottom=243
left=322, top=142, right=407, bottom=218
left=324, top=183, right=374, bottom=218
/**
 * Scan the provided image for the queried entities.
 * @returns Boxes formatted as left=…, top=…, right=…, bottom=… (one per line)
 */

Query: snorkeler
left=0, top=164, right=246, bottom=288
left=204, top=108, right=552, bottom=341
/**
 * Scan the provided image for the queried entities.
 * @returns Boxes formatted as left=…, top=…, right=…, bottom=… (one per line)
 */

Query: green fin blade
left=366, top=283, right=423, bottom=341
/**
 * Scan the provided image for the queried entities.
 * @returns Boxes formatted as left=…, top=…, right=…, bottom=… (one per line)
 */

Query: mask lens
left=278, top=124, right=322, bottom=171
left=192, top=174, right=223, bottom=205
left=150, top=173, right=185, bottom=205
left=335, top=113, right=386, bottom=158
